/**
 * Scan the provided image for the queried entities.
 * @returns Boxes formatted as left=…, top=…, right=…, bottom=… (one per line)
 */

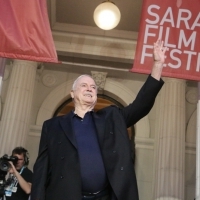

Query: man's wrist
left=153, top=60, right=163, bottom=65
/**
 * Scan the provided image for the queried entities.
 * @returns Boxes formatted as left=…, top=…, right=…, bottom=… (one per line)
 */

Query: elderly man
left=31, top=39, right=167, bottom=200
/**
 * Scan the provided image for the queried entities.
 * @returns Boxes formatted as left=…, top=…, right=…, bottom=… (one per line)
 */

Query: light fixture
left=93, top=1, right=121, bottom=30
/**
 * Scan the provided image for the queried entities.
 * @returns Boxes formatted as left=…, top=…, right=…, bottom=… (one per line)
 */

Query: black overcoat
left=31, top=75, right=164, bottom=200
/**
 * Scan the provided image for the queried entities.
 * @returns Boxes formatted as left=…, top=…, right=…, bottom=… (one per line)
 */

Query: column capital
left=162, top=77, right=186, bottom=84
left=12, top=59, right=38, bottom=68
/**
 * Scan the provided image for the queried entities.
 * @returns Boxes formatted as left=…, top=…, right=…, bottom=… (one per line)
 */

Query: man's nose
left=86, top=87, right=92, bottom=91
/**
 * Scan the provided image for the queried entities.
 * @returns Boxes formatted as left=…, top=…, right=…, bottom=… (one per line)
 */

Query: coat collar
left=58, top=111, right=106, bottom=149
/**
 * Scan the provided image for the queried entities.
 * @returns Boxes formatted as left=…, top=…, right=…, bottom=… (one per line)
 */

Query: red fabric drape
left=131, top=0, right=200, bottom=81
left=0, top=0, right=58, bottom=63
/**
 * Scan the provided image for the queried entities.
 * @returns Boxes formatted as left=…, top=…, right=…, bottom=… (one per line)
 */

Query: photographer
left=5, top=147, right=33, bottom=200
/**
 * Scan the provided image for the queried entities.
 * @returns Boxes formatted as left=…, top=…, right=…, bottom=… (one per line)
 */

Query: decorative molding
left=29, top=125, right=42, bottom=137
left=53, top=31, right=136, bottom=61
left=135, top=137, right=154, bottom=150
left=185, top=142, right=196, bottom=155
left=52, top=23, right=138, bottom=41
left=186, top=88, right=198, bottom=104
left=91, top=71, right=107, bottom=91
left=42, top=73, right=57, bottom=87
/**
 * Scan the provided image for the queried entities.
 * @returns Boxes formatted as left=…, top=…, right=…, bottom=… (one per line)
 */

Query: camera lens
left=0, top=161, right=11, bottom=172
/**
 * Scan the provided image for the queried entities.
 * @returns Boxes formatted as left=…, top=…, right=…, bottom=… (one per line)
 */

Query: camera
left=0, top=154, right=18, bottom=172
left=0, top=155, right=18, bottom=197
left=0, top=154, right=18, bottom=199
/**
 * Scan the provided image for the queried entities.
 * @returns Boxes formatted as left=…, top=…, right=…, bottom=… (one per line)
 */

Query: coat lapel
left=59, top=112, right=77, bottom=149
left=92, top=112, right=106, bottom=148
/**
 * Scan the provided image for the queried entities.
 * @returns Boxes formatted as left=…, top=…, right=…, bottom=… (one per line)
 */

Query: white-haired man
left=31, top=39, right=167, bottom=200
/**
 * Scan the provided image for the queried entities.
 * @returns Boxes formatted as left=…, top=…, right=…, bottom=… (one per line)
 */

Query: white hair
left=72, top=74, right=96, bottom=90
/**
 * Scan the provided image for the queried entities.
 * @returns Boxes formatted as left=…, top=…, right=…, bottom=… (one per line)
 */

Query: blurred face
left=71, top=76, right=97, bottom=107
left=13, top=153, right=25, bottom=170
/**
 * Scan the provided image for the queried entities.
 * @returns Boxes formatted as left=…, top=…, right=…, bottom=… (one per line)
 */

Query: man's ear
left=70, top=90, right=74, bottom=99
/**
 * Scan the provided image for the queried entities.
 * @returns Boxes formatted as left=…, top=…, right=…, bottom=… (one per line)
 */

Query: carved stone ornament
left=42, top=73, right=57, bottom=87
left=91, top=71, right=107, bottom=91
left=186, top=88, right=198, bottom=104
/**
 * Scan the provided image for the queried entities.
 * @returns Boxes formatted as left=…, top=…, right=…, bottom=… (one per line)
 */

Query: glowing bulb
left=94, top=2, right=121, bottom=30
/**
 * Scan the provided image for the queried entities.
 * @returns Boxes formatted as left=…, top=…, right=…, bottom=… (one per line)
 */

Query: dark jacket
left=31, top=75, right=164, bottom=200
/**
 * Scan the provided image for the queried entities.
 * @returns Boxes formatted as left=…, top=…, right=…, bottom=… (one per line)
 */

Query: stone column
left=0, top=60, right=37, bottom=155
left=154, top=78, right=186, bottom=200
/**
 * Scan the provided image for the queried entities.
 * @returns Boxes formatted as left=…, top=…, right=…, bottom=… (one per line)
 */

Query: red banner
left=131, top=0, right=200, bottom=81
left=0, top=0, right=58, bottom=63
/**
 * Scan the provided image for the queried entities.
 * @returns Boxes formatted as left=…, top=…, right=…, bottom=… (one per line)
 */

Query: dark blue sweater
left=73, top=111, right=107, bottom=193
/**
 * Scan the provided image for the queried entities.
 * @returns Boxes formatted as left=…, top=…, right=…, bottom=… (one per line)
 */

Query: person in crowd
left=5, top=147, right=33, bottom=200
left=31, top=39, right=167, bottom=200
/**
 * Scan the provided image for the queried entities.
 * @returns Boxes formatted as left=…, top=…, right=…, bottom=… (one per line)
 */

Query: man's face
left=71, top=76, right=97, bottom=107
left=13, top=154, right=25, bottom=170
